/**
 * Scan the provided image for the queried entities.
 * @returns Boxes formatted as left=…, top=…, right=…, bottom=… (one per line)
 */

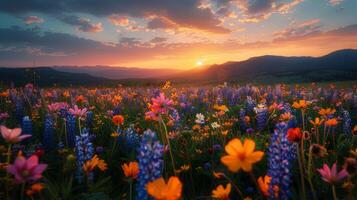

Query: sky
left=0, top=0, right=356, bottom=69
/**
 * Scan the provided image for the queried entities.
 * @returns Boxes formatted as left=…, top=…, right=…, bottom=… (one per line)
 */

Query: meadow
left=0, top=81, right=356, bottom=200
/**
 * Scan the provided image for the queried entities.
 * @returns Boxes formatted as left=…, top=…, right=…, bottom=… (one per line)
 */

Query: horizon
left=0, top=1, right=357, bottom=69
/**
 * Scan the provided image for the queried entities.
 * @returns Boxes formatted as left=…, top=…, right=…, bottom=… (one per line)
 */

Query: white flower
left=211, top=122, right=221, bottom=129
left=195, top=113, right=205, bottom=124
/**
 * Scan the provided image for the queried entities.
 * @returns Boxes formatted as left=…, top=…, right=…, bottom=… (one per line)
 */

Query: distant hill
left=1, top=49, right=357, bottom=86
left=0, top=67, right=115, bottom=87
left=171, top=49, right=357, bottom=83
left=52, top=66, right=182, bottom=80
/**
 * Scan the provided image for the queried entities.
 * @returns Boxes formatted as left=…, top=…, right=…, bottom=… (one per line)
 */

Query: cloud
left=108, top=14, right=130, bottom=26
left=0, top=0, right=230, bottom=34
left=150, top=37, right=168, bottom=43
left=147, top=17, right=178, bottom=30
left=274, top=19, right=321, bottom=39
left=62, top=15, right=103, bottom=32
left=24, top=16, right=44, bottom=24
left=215, top=0, right=303, bottom=23
left=329, top=0, right=343, bottom=6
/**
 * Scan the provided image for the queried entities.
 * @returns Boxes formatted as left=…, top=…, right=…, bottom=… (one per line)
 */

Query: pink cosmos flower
left=6, top=155, right=47, bottom=184
left=69, top=105, right=88, bottom=118
left=48, top=102, right=69, bottom=113
left=317, top=163, right=348, bottom=184
left=145, top=93, right=174, bottom=120
left=0, top=126, right=31, bottom=143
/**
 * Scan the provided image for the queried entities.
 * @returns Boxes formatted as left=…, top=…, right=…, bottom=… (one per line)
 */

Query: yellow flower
left=146, top=176, right=182, bottom=200
left=351, top=148, right=357, bottom=157
left=83, top=155, right=107, bottom=175
left=221, top=138, right=264, bottom=172
left=292, top=100, right=308, bottom=109
left=325, top=118, right=338, bottom=126
left=309, top=117, right=324, bottom=126
left=122, top=161, right=139, bottom=179
left=111, top=132, right=119, bottom=137
left=211, top=183, right=231, bottom=200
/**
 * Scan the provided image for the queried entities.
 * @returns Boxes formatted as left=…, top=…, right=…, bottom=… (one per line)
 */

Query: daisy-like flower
left=145, top=93, right=174, bottom=121
left=221, top=138, right=264, bottom=172
left=195, top=113, right=205, bottom=124
left=0, top=125, right=31, bottom=144
left=211, top=183, right=231, bottom=200
left=6, top=155, right=47, bottom=184
left=146, top=176, right=182, bottom=200
left=122, top=161, right=139, bottom=179
left=69, top=105, right=88, bottom=118
left=292, top=100, right=309, bottom=110
left=317, top=163, right=348, bottom=184
left=318, top=108, right=336, bottom=117
left=211, top=122, right=221, bottom=129
left=309, top=117, right=324, bottom=126
left=83, top=155, right=107, bottom=175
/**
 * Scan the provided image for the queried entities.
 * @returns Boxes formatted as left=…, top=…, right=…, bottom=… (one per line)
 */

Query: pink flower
left=0, top=126, right=31, bottom=143
left=6, top=155, right=47, bottom=184
left=145, top=93, right=173, bottom=120
left=0, top=112, right=9, bottom=120
left=317, top=163, right=348, bottom=184
left=69, top=105, right=87, bottom=118
left=48, top=102, right=69, bottom=113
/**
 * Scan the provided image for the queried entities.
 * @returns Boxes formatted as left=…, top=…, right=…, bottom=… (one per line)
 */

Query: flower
left=287, top=127, right=302, bottom=143
left=220, top=138, right=264, bottom=172
left=145, top=93, right=174, bottom=121
left=279, top=112, right=292, bottom=121
left=146, top=176, right=182, bottom=200
left=325, top=118, right=338, bottom=126
left=310, top=144, right=327, bottom=157
left=213, top=104, right=229, bottom=112
left=6, top=155, right=47, bottom=184
left=292, top=100, right=308, bottom=109
left=195, top=113, right=205, bottom=124
left=83, top=155, right=107, bottom=175
left=343, top=157, right=357, bottom=177
left=211, top=122, right=221, bottom=129
left=211, top=183, right=231, bottom=200
left=351, top=148, right=357, bottom=157
left=69, top=105, right=88, bottom=118
left=257, top=175, right=271, bottom=197
left=26, top=183, right=44, bottom=196
left=0, top=125, right=31, bottom=143
left=122, top=161, right=139, bottom=179
left=112, top=115, right=124, bottom=126
left=309, top=117, right=324, bottom=126
left=317, top=163, right=348, bottom=184
left=318, top=108, right=336, bottom=117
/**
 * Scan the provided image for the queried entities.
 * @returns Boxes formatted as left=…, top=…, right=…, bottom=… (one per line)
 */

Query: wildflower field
left=0, top=82, right=356, bottom=200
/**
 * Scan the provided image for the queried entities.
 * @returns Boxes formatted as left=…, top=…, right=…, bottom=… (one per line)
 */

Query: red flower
left=287, top=127, right=302, bottom=143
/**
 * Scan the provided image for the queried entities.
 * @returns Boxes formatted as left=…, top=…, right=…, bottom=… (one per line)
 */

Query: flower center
left=238, top=152, right=246, bottom=160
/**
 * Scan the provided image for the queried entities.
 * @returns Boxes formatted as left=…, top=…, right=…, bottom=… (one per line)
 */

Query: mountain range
left=0, top=49, right=356, bottom=86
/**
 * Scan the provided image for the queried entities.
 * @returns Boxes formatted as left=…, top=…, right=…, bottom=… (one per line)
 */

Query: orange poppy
left=287, top=127, right=302, bottom=143
left=292, top=100, right=308, bottom=109
left=318, top=108, right=336, bottom=116
left=220, top=138, right=264, bottom=172
left=325, top=118, right=338, bottom=126
left=257, top=175, right=271, bottom=197
left=122, top=161, right=139, bottom=179
left=211, top=183, right=231, bottom=200
left=146, top=176, right=182, bottom=200
left=112, top=115, right=124, bottom=126
left=83, top=155, right=107, bottom=175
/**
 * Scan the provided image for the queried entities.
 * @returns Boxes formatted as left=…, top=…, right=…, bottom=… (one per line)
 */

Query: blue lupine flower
left=66, top=114, right=76, bottom=148
left=136, top=130, right=163, bottom=200
left=75, top=128, right=94, bottom=182
left=254, top=104, right=269, bottom=131
left=22, top=116, right=33, bottom=136
left=43, top=115, right=55, bottom=152
left=342, top=109, right=352, bottom=136
left=246, top=96, right=256, bottom=114
left=267, top=122, right=296, bottom=200
left=15, top=97, right=24, bottom=122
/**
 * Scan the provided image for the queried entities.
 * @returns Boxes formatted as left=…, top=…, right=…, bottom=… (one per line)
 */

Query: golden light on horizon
left=196, top=60, right=203, bottom=66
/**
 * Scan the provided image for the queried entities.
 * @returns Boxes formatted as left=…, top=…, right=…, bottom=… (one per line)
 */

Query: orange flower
left=220, top=138, right=264, bottom=172
left=309, top=117, right=324, bottom=126
left=75, top=95, right=85, bottom=103
left=83, top=155, right=107, bottom=175
left=146, top=176, right=182, bottom=200
left=214, top=104, right=229, bottom=112
left=63, top=91, right=70, bottom=98
left=279, top=112, right=292, bottom=121
left=292, top=100, right=308, bottom=109
left=353, top=125, right=357, bottom=132
left=211, top=183, right=231, bottom=200
left=257, top=175, right=271, bottom=197
left=287, top=127, right=302, bottom=143
left=318, top=108, right=336, bottom=117
left=26, top=183, right=44, bottom=196
left=325, top=118, right=338, bottom=126
left=112, top=115, right=124, bottom=126
left=122, top=161, right=139, bottom=179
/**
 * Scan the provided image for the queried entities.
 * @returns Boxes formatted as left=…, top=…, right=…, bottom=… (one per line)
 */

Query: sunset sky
left=0, top=0, right=356, bottom=69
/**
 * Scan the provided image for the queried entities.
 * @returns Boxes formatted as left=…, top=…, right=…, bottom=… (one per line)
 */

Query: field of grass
left=0, top=81, right=356, bottom=200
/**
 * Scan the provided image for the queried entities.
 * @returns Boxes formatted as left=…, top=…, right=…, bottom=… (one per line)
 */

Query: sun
left=196, top=60, right=203, bottom=66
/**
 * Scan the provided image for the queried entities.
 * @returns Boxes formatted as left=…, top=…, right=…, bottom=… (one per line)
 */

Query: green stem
left=307, top=146, right=317, bottom=200
left=297, top=143, right=307, bottom=200
left=332, top=185, right=337, bottom=200
left=129, top=180, right=133, bottom=200
left=20, top=183, right=25, bottom=200
left=160, top=117, right=177, bottom=175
